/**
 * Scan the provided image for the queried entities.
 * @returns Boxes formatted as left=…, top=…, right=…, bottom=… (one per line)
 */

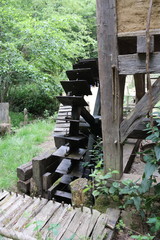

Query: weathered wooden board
left=0, top=195, right=32, bottom=226
left=23, top=200, right=61, bottom=236
left=6, top=197, right=33, bottom=228
left=92, top=214, right=112, bottom=240
left=53, top=146, right=87, bottom=160
left=13, top=198, right=48, bottom=231
left=105, top=208, right=120, bottom=230
left=55, top=159, right=71, bottom=175
left=0, top=191, right=120, bottom=240
left=0, top=190, right=8, bottom=201
left=61, top=207, right=90, bottom=239
left=0, top=193, right=21, bottom=212
left=17, top=179, right=30, bottom=193
left=119, top=53, right=160, bottom=75
left=41, top=203, right=70, bottom=238
left=32, top=150, right=60, bottom=194
left=137, top=35, right=154, bottom=53
left=73, top=209, right=101, bottom=239
left=17, top=161, right=32, bottom=181
left=42, top=172, right=52, bottom=191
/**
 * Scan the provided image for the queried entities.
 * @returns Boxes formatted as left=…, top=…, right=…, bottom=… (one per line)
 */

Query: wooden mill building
left=96, top=0, right=160, bottom=179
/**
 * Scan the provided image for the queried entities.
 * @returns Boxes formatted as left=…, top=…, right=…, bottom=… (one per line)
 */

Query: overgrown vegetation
left=0, top=0, right=96, bottom=114
left=10, top=111, right=35, bottom=127
left=85, top=114, right=160, bottom=239
left=0, top=119, right=54, bottom=190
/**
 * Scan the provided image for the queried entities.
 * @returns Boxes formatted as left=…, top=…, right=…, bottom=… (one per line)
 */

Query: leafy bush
left=10, top=111, right=34, bottom=128
left=7, top=83, right=61, bottom=115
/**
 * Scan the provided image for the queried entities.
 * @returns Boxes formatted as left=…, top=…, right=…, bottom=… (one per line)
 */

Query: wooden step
left=60, top=80, right=92, bottom=96
left=55, top=159, right=84, bottom=178
left=66, top=68, right=95, bottom=85
left=54, top=190, right=72, bottom=203
left=73, top=58, right=99, bottom=78
left=54, top=134, right=86, bottom=144
left=57, top=96, right=88, bottom=106
left=53, top=146, right=87, bottom=161
left=55, top=159, right=71, bottom=175
left=60, top=175, right=74, bottom=185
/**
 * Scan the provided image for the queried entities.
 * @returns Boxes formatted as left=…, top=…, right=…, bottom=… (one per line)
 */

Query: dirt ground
left=38, top=135, right=56, bottom=153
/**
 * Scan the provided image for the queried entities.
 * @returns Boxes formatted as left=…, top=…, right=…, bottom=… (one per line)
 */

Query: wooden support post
left=32, top=151, right=60, bottom=195
left=69, top=106, right=81, bottom=136
left=134, top=74, right=145, bottom=103
left=96, top=0, right=123, bottom=179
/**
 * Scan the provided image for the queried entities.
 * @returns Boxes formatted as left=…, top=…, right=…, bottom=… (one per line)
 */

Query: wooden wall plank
left=119, top=52, right=160, bottom=75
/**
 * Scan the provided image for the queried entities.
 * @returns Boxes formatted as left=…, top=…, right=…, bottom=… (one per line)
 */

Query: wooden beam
left=17, top=161, right=32, bottom=181
left=137, top=35, right=154, bottom=53
left=128, top=118, right=160, bottom=139
left=96, top=0, right=123, bottom=179
left=134, top=74, right=145, bottom=103
left=119, top=52, right=160, bottom=75
left=120, top=78, right=160, bottom=143
left=81, top=107, right=95, bottom=128
left=118, top=29, right=160, bottom=38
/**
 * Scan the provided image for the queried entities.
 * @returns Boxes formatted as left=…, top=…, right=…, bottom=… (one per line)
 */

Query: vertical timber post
left=96, top=0, right=123, bottom=179
left=134, top=74, right=145, bottom=103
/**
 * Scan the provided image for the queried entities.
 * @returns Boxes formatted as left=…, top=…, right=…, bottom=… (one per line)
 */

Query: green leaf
left=112, top=182, right=120, bottom=188
left=122, top=179, right=133, bottom=186
left=83, top=187, right=90, bottom=193
left=92, top=190, right=100, bottom=197
left=133, top=196, right=141, bottom=211
left=109, top=186, right=116, bottom=194
left=154, top=145, right=160, bottom=161
left=144, top=162, right=157, bottom=179
left=139, top=179, right=152, bottom=194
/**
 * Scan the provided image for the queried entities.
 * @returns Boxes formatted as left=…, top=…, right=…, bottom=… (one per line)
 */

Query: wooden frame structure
left=96, top=0, right=160, bottom=179
left=17, top=0, right=160, bottom=202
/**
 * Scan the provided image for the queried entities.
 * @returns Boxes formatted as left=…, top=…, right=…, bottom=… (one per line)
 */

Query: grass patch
left=0, top=120, right=55, bottom=190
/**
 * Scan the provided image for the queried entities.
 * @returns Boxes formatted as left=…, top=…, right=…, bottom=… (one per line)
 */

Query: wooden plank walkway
left=0, top=190, right=120, bottom=240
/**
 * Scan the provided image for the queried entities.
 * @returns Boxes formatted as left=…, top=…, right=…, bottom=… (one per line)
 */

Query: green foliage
left=0, top=0, right=96, bottom=107
left=116, top=219, right=126, bottom=232
left=147, top=217, right=160, bottom=233
left=10, top=111, right=34, bottom=127
left=7, top=83, right=61, bottom=115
